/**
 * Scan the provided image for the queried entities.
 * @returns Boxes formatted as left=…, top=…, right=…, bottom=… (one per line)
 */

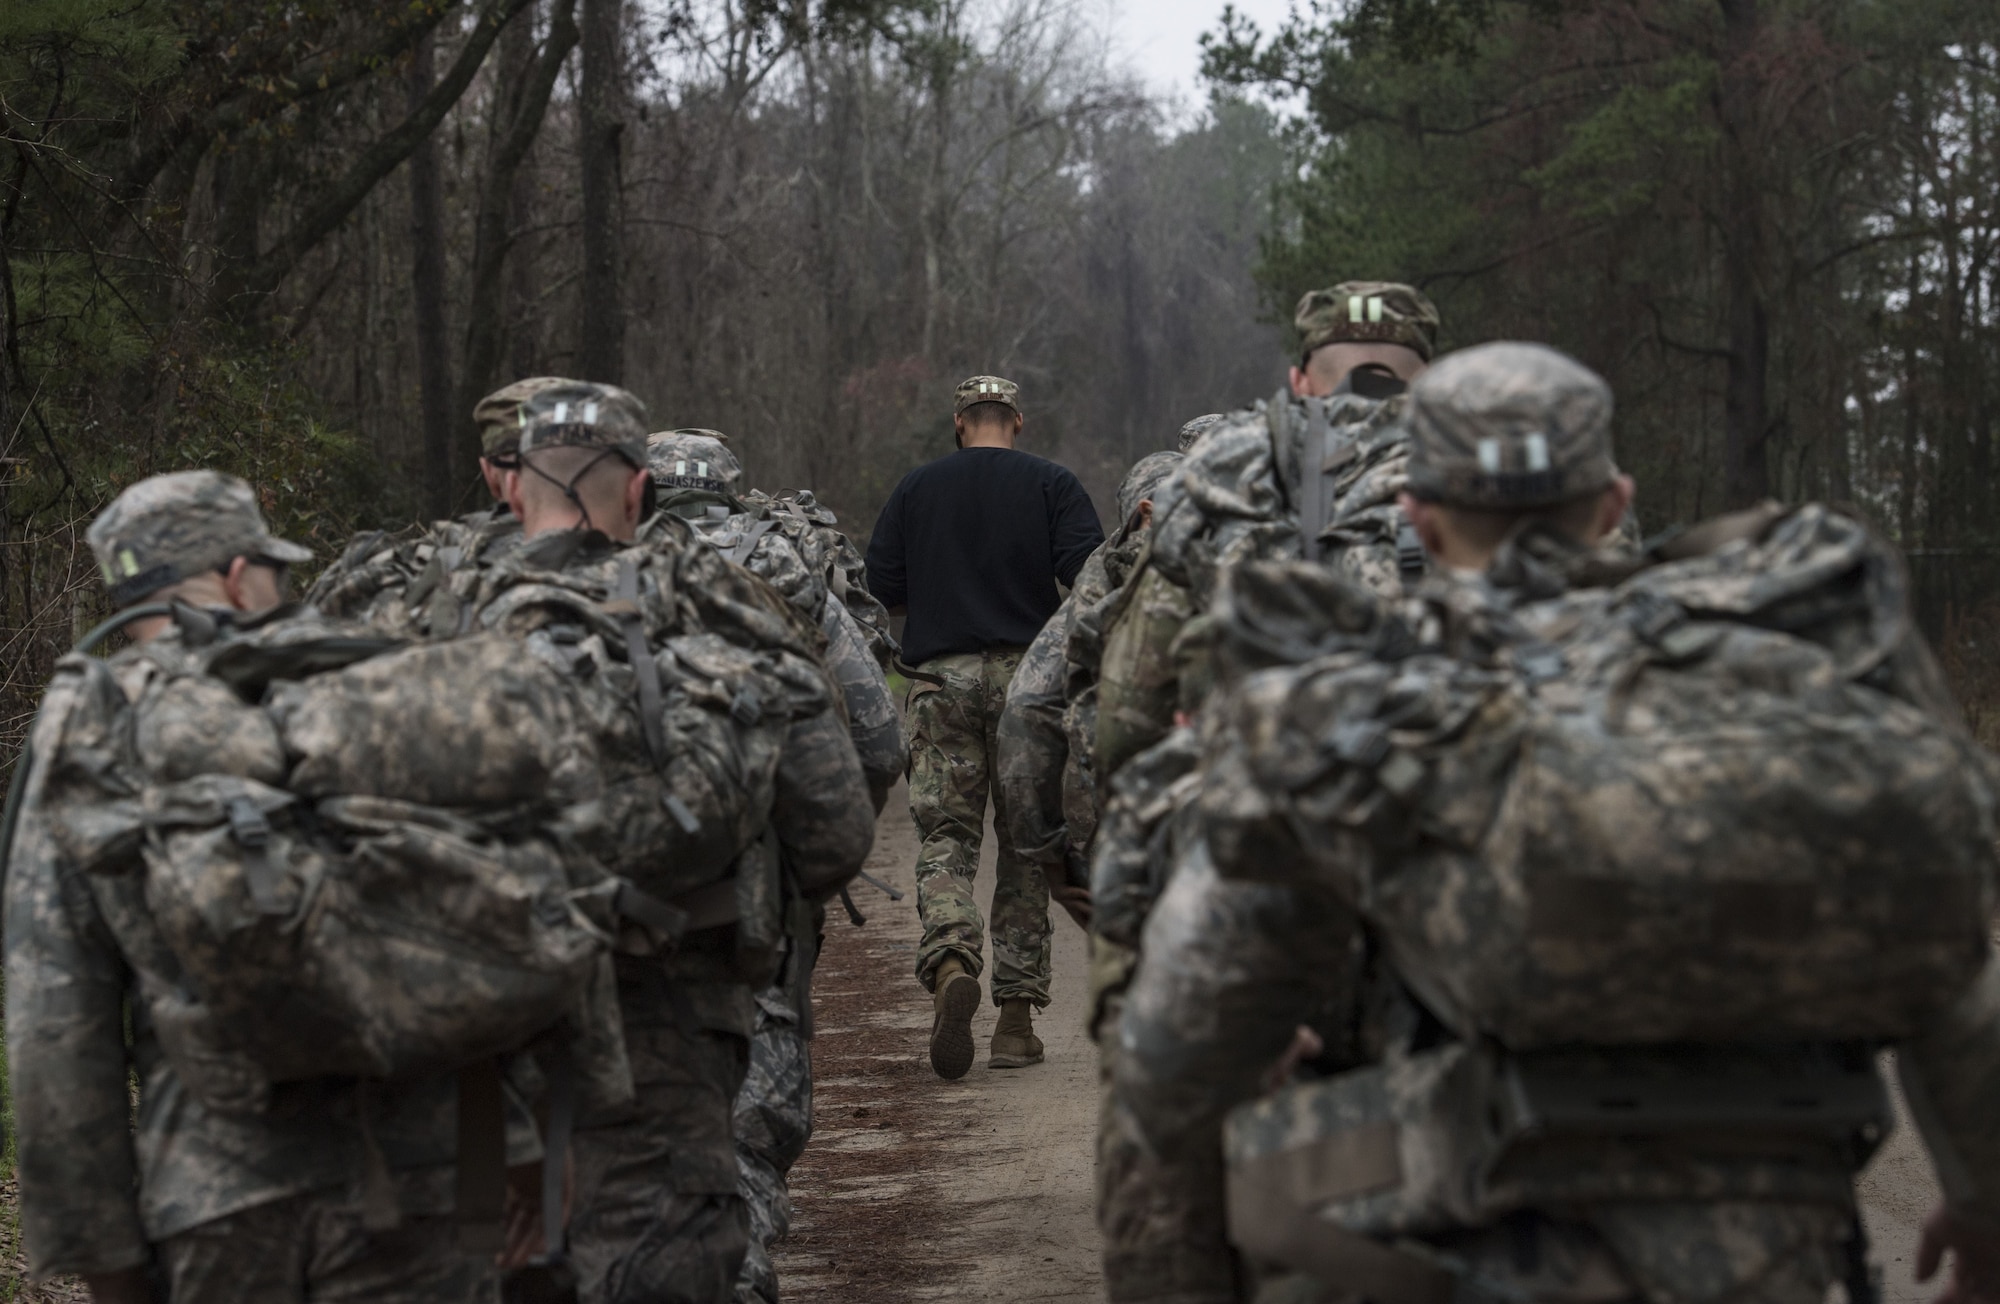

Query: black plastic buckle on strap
left=1396, top=520, right=1427, bottom=587
left=1623, top=590, right=1711, bottom=661
left=224, top=795, right=288, bottom=917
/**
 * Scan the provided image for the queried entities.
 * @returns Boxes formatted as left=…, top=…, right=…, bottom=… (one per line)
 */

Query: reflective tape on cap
left=1525, top=433, right=1551, bottom=472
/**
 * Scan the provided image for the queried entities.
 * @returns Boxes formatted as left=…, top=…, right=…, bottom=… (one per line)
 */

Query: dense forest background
left=5, top=0, right=2000, bottom=752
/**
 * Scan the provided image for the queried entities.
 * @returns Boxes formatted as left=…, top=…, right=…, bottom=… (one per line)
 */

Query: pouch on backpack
left=121, top=780, right=617, bottom=1096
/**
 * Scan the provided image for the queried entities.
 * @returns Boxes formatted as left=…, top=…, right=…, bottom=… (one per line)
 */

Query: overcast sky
left=1106, top=0, right=1301, bottom=107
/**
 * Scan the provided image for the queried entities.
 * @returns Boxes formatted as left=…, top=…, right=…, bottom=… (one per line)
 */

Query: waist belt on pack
left=614, top=878, right=741, bottom=943
left=1224, top=1041, right=1889, bottom=1304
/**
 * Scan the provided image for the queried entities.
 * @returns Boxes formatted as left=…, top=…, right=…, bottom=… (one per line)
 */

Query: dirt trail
left=772, top=784, right=1955, bottom=1303
left=774, top=784, right=1102, bottom=1302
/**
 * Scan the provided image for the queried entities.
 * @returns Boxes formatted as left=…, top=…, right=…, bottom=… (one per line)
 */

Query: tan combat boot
left=930, top=957, right=982, bottom=1080
left=988, top=999, right=1044, bottom=1069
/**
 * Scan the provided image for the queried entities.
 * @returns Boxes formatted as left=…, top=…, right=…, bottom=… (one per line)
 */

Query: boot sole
left=930, top=973, right=981, bottom=1080
left=987, top=1050, right=1044, bottom=1069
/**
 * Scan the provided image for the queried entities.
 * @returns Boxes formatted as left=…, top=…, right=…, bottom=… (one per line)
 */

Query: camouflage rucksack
left=447, top=520, right=837, bottom=975
left=739, top=489, right=896, bottom=670
left=1202, top=502, right=2000, bottom=1048
left=1143, top=388, right=1424, bottom=612
left=37, top=606, right=625, bottom=1115
left=667, top=503, right=904, bottom=797
left=307, top=505, right=524, bottom=639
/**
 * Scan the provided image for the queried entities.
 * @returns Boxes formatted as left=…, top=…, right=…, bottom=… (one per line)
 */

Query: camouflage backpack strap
left=609, top=557, right=669, bottom=767
left=1395, top=520, right=1427, bottom=592
left=727, top=519, right=778, bottom=566
left=1295, top=400, right=1340, bottom=564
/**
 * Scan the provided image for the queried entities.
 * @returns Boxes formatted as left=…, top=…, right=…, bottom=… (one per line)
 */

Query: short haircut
left=958, top=401, right=1017, bottom=428
left=518, top=444, right=640, bottom=518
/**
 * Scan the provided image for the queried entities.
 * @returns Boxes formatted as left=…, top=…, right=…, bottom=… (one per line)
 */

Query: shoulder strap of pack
left=609, top=558, right=668, bottom=767
left=1296, top=402, right=1339, bottom=562
left=1396, top=520, right=1427, bottom=593
left=727, top=519, right=778, bottom=566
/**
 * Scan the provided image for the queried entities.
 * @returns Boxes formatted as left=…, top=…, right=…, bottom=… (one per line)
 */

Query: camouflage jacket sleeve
left=1901, top=954, right=2000, bottom=1223
left=1146, top=405, right=1301, bottom=606
left=770, top=706, right=876, bottom=902
left=1092, top=565, right=1196, bottom=792
left=821, top=598, right=906, bottom=804
left=1108, top=848, right=1363, bottom=1294
left=996, top=592, right=1080, bottom=868
left=4, top=666, right=150, bottom=1280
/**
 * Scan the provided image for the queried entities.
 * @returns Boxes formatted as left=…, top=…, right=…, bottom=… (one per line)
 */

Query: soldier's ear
left=623, top=466, right=650, bottom=527
left=1399, top=492, right=1445, bottom=561
left=503, top=468, right=529, bottom=522
left=1593, top=475, right=1636, bottom=544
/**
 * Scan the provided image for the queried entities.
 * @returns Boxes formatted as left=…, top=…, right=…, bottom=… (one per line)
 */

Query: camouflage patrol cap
left=1404, top=342, right=1617, bottom=510
left=646, top=429, right=743, bottom=494
left=1295, top=282, right=1440, bottom=364
left=1117, top=451, right=1183, bottom=525
left=517, top=381, right=649, bottom=467
left=954, top=375, right=1022, bottom=416
left=1177, top=413, right=1227, bottom=453
left=87, top=470, right=314, bottom=608
left=473, top=376, right=574, bottom=459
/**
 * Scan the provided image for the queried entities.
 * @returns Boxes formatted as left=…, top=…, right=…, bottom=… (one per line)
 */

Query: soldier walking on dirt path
left=6, top=472, right=502, bottom=1304
left=865, top=375, right=1105, bottom=1081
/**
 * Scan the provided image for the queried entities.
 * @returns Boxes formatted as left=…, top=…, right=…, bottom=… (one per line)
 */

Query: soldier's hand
left=498, top=1153, right=574, bottom=1269
left=1050, top=883, right=1093, bottom=930
left=1261, top=1024, right=1325, bottom=1095
left=83, top=1268, right=152, bottom=1304
left=1918, top=1205, right=2000, bottom=1304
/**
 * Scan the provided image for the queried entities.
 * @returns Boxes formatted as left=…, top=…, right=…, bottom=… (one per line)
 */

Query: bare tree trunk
left=407, top=33, right=457, bottom=519
left=211, top=143, right=268, bottom=325
left=228, top=0, right=537, bottom=308
left=579, top=0, right=625, bottom=381
left=459, top=0, right=579, bottom=488
left=1717, top=0, right=1771, bottom=507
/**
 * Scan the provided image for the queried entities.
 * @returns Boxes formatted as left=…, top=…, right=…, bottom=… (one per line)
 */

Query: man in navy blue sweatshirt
left=867, top=375, right=1105, bottom=1080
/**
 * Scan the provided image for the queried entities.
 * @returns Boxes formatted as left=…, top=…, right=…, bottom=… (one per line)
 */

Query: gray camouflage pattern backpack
left=1201, top=502, right=1999, bottom=1048
left=36, top=606, right=625, bottom=1116
left=444, top=519, right=836, bottom=982
left=1145, top=388, right=1423, bottom=610
left=306, top=506, right=524, bottom=638
left=667, top=501, right=905, bottom=796
left=739, top=489, right=897, bottom=670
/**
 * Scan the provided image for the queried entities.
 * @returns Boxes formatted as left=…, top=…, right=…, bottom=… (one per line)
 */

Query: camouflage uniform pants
left=1096, top=993, right=1239, bottom=1304
left=730, top=987, right=814, bottom=1304
left=907, top=649, right=1052, bottom=1004
left=158, top=1165, right=493, bottom=1303
left=569, top=983, right=752, bottom=1304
